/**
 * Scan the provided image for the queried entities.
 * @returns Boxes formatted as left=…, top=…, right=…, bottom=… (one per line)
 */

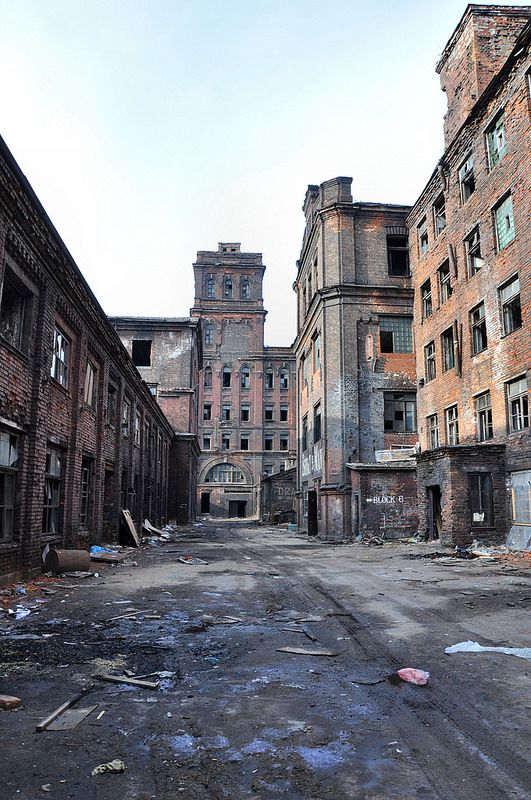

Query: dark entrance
left=307, top=489, right=318, bottom=536
left=427, top=485, right=442, bottom=540
left=200, top=492, right=210, bottom=514
left=229, top=500, right=247, bottom=518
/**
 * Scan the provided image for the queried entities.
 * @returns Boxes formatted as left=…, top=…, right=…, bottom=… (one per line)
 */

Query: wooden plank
left=276, top=646, right=340, bottom=657
left=121, top=509, right=140, bottom=547
left=47, top=705, right=98, bottom=730
left=36, top=688, right=91, bottom=732
left=97, top=674, right=160, bottom=689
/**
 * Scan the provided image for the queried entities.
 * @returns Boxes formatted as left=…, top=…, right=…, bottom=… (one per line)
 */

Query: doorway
left=200, top=492, right=210, bottom=514
left=427, top=485, right=442, bottom=540
left=307, top=489, right=318, bottom=536
left=229, top=500, right=247, bottom=518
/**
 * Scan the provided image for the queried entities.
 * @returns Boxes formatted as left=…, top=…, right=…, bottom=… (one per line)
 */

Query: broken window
left=313, top=333, right=321, bottom=372
left=84, top=360, right=97, bottom=407
left=507, top=376, right=529, bottom=432
left=433, top=195, right=446, bottom=237
left=134, top=411, right=141, bottom=446
left=384, top=392, right=416, bottom=432
left=222, top=366, right=231, bottom=388
left=302, top=416, right=308, bottom=451
left=427, top=414, right=439, bottom=449
left=459, top=154, right=475, bottom=202
left=280, top=404, right=288, bottom=422
left=445, top=405, right=459, bottom=445
left=441, top=327, right=455, bottom=372
left=241, top=404, right=250, bottom=422
left=264, top=404, right=274, bottom=421
left=0, top=430, right=18, bottom=542
left=280, top=370, right=289, bottom=390
left=79, top=457, right=93, bottom=529
left=202, top=435, right=211, bottom=450
left=476, top=392, right=493, bottom=441
left=486, top=112, right=506, bottom=169
left=424, top=341, right=436, bottom=383
left=132, top=339, right=151, bottom=367
left=241, top=278, right=250, bottom=299
left=0, top=268, right=32, bottom=352
left=379, top=316, right=413, bottom=353
left=222, top=404, right=231, bottom=421
left=264, top=464, right=274, bottom=476
left=500, top=275, right=522, bottom=336
left=107, top=383, right=117, bottom=425
left=280, top=434, right=289, bottom=451
left=387, top=235, right=409, bottom=276
left=465, top=227, right=483, bottom=276
left=240, top=434, right=249, bottom=451
left=265, top=369, right=274, bottom=390
left=469, top=473, right=493, bottom=527
left=494, top=194, right=515, bottom=251
left=203, top=403, right=212, bottom=421
left=417, top=217, right=428, bottom=256
left=206, top=276, right=215, bottom=298
left=122, top=398, right=131, bottom=436
left=241, top=367, right=250, bottom=388
left=51, top=326, right=70, bottom=388
left=43, top=446, right=63, bottom=534
left=470, top=302, right=487, bottom=355
left=204, top=366, right=212, bottom=389
left=421, top=280, right=432, bottom=319
left=205, top=464, right=245, bottom=484
left=224, top=277, right=233, bottom=298
left=222, top=434, right=230, bottom=450
left=264, top=435, right=273, bottom=451
left=313, top=403, right=322, bottom=443
left=204, top=323, right=214, bottom=346
left=438, top=260, right=452, bottom=304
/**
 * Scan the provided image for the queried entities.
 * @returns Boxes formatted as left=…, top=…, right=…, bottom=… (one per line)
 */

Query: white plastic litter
left=445, top=640, right=531, bottom=660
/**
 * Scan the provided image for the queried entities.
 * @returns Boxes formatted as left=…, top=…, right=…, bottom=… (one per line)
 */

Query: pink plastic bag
left=396, top=668, right=429, bottom=685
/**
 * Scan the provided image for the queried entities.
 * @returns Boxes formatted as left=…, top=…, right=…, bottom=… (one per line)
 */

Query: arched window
left=224, top=277, right=233, bottom=298
left=280, top=370, right=289, bottom=390
left=206, top=276, right=215, bottom=299
left=222, top=366, right=231, bottom=388
left=205, top=463, right=245, bottom=484
left=241, top=367, right=250, bottom=389
left=265, top=369, right=274, bottom=390
left=205, top=323, right=214, bottom=346
left=204, top=366, right=212, bottom=388
left=241, top=278, right=250, bottom=299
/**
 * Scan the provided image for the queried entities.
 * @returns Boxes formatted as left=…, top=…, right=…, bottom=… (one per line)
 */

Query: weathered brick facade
left=0, top=136, right=174, bottom=584
left=191, top=243, right=296, bottom=519
left=111, top=317, right=202, bottom=522
left=408, top=5, right=531, bottom=546
left=294, top=178, right=417, bottom=541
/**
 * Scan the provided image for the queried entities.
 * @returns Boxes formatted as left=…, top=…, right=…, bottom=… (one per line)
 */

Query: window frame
left=506, top=376, right=529, bottom=433
left=424, top=341, right=436, bottom=383
left=379, top=316, right=413, bottom=354
left=433, top=194, right=447, bottom=237
left=494, top=193, right=515, bottom=251
left=384, top=392, right=417, bottom=433
left=469, top=473, right=494, bottom=527
left=499, top=275, right=522, bottom=336
left=51, top=325, right=70, bottom=388
left=486, top=111, right=506, bottom=169
left=43, top=446, right=63, bottom=535
left=427, top=414, right=439, bottom=449
left=464, top=226, right=483, bottom=277
left=438, top=260, right=453, bottom=304
left=476, top=391, right=493, bottom=442
left=386, top=234, right=410, bottom=277
left=470, top=302, right=487, bottom=355
left=459, top=154, right=475, bottom=202
left=84, top=359, right=97, bottom=408
left=445, top=404, right=459, bottom=445
left=421, top=279, right=432, bottom=320
left=313, top=403, right=322, bottom=444
left=417, top=217, right=428, bottom=256
left=441, top=326, right=455, bottom=372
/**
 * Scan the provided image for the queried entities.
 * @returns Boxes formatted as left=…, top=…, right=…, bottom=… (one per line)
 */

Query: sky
left=1, top=1, right=528, bottom=345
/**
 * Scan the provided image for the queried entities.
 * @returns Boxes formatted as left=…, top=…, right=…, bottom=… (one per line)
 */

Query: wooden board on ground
left=277, top=646, right=340, bottom=657
left=90, top=551, right=129, bottom=563
left=121, top=509, right=140, bottom=547
left=47, top=705, right=98, bottom=730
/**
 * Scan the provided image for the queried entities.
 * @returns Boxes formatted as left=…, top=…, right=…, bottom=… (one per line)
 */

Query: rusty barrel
left=44, top=549, right=91, bottom=574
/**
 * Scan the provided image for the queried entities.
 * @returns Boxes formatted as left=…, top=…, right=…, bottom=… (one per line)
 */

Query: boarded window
left=494, top=194, right=515, bottom=250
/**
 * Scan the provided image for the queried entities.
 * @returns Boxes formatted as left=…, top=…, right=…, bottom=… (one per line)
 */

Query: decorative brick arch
left=198, top=457, right=253, bottom=486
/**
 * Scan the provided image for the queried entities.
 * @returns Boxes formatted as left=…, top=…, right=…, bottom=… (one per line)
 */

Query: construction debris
left=277, top=646, right=340, bottom=657
left=0, top=695, right=22, bottom=710
left=97, top=674, right=160, bottom=689
left=91, top=759, right=126, bottom=776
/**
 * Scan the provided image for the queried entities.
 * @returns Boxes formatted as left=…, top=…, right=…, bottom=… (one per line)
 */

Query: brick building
left=0, top=135, right=174, bottom=584
left=110, top=317, right=202, bottom=522
left=294, top=178, right=418, bottom=541
left=191, top=243, right=296, bottom=519
left=408, top=5, right=530, bottom=547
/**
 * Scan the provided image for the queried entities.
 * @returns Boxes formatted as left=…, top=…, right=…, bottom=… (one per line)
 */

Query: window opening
left=379, top=316, right=413, bottom=353
left=132, top=340, right=151, bottom=367
left=476, top=392, right=493, bottom=441
left=500, top=276, right=522, bottom=335
left=471, top=303, right=487, bottom=354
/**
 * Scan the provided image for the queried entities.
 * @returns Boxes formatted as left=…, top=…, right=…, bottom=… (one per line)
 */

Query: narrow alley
left=1, top=522, right=530, bottom=799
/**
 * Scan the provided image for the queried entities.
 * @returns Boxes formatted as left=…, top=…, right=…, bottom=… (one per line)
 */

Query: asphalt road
left=1, top=522, right=530, bottom=799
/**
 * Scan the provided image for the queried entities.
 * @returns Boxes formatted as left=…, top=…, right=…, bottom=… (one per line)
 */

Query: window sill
left=50, top=378, right=70, bottom=397
left=0, top=540, right=19, bottom=550
left=0, top=336, right=30, bottom=362
left=500, top=326, right=522, bottom=340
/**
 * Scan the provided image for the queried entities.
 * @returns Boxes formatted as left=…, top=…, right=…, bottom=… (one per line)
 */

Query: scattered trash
left=445, top=640, right=531, bottom=660
left=47, top=705, right=98, bottom=730
left=90, top=545, right=115, bottom=554
left=103, top=609, right=150, bottom=623
left=61, top=571, right=94, bottom=578
left=395, top=668, right=430, bottom=685
left=14, top=606, right=32, bottom=620
left=277, top=646, right=340, bottom=657
left=91, top=759, right=125, bottom=776
left=96, top=709, right=106, bottom=720
left=36, top=686, right=94, bottom=732
left=15, top=586, right=26, bottom=596
left=97, top=674, right=160, bottom=689
left=142, top=519, right=167, bottom=537
left=178, top=556, right=207, bottom=565
left=0, top=694, right=22, bottom=710
left=90, top=550, right=128, bottom=564
left=41, top=784, right=52, bottom=792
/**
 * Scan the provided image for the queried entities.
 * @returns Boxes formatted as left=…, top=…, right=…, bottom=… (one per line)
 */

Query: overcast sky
left=2, top=1, right=527, bottom=345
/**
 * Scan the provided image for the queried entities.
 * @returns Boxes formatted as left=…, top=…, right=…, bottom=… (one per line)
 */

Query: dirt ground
left=1, top=522, right=530, bottom=800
